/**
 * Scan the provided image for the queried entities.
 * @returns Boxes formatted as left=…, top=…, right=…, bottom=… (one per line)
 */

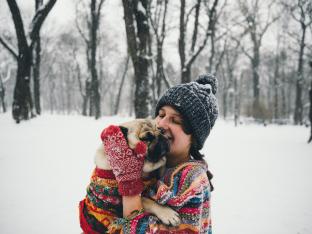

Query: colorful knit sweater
left=79, top=160, right=212, bottom=234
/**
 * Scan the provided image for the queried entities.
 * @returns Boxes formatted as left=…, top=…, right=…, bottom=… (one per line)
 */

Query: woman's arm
left=119, top=162, right=212, bottom=234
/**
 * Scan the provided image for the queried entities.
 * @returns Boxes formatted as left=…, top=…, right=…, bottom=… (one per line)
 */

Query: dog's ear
left=119, top=126, right=129, bottom=144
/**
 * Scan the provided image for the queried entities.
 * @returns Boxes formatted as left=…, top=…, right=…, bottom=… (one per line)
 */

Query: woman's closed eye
left=158, top=113, right=165, bottom=118
left=172, top=117, right=182, bottom=124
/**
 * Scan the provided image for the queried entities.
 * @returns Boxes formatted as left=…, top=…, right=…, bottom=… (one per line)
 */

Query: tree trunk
left=6, top=0, right=56, bottom=122
left=234, top=75, right=240, bottom=126
left=179, top=0, right=186, bottom=83
left=114, top=56, right=129, bottom=115
left=294, top=23, right=306, bottom=125
left=179, top=0, right=218, bottom=83
left=223, top=88, right=227, bottom=119
left=273, top=54, right=279, bottom=120
left=156, top=44, right=165, bottom=98
left=33, top=39, right=41, bottom=115
left=181, top=66, right=191, bottom=84
left=308, top=61, right=312, bottom=143
left=82, top=79, right=91, bottom=116
left=308, top=80, right=312, bottom=143
left=251, top=48, right=260, bottom=119
left=90, top=0, right=101, bottom=119
left=149, top=0, right=168, bottom=100
left=48, top=75, right=55, bottom=114
left=33, top=0, right=43, bottom=115
left=13, top=49, right=34, bottom=123
left=122, top=0, right=150, bottom=118
left=280, top=59, right=287, bottom=118
left=134, top=57, right=149, bottom=118
left=0, top=75, right=6, bottom=113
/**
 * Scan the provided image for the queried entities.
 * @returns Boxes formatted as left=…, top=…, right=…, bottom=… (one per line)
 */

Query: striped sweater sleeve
left=120, top=161, right=212, bottom=234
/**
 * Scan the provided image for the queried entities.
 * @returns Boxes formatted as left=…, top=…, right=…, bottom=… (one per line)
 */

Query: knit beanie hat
left=155, top=74, right=218, bottom=150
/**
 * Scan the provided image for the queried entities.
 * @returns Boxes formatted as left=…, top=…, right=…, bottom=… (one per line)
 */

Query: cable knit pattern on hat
left=155, top=74, right=219, bottom=149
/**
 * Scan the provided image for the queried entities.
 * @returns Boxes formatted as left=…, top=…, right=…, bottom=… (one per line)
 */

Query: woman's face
left=155, top=105, right=192, bottom=167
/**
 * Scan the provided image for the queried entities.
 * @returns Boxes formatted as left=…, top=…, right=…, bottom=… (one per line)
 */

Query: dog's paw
left=155, top=206, right=181, bottom=226
left=143, top=157, right=166, bottom=173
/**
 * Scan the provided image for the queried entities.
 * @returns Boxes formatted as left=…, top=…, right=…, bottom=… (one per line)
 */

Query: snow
left=0, top=113, right=311, bottom=234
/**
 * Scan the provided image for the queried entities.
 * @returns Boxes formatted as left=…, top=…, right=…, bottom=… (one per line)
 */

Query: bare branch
left=160, top=0, right=169, bottom=43
left=149, top=2, right=159, bottom=38
left=187, top=0, right=219, bottom=67
left=259, top=15, right=279, bottom=42
left=29, top=0, right=57, bottom=48
left=231, top=35, right=253, bottom=61
left=214, top=31, right=227, bottom=42
left=185, top=4, right=197, bottom=27
left=215, top=0, right=228, bottom=22
left=214, top=39, right=227, bottom=73
left=0, top=36, right=18, bottom=60
left=75, top=2, right=89, bottom=45
left=191, top=0, right=201, bottom=53
left=96, top=0, right=106, bottom=29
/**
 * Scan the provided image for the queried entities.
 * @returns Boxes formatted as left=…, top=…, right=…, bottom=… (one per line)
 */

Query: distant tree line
left=0, top=0, right=312, bottom=132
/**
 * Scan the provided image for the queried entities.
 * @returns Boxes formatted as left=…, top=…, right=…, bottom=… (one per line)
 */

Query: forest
left=0, top=0, right=311, bottom=130
left=1, top=1, right=312, bottom=233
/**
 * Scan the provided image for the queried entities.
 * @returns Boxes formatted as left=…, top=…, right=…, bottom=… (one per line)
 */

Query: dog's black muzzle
left=146, top=134, right=170, bottom=163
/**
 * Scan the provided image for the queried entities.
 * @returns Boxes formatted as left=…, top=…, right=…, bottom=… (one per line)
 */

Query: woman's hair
left=186, top=129, right=214, bottom=191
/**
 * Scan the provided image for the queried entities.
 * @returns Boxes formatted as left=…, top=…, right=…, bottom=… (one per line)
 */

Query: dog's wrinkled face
left=141, top=131, right=170, bottom=163
left=120, top=120, right=170, bottom=163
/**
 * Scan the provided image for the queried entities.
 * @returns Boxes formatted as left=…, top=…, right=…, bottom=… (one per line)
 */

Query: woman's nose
left=157, top=117, right=169, bottom=130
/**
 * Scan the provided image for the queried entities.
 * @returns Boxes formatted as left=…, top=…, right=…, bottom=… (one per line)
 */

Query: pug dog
left=94, top=119, right=181, bottom=226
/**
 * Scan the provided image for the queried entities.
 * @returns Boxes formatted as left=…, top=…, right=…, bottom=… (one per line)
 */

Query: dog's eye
left=141, top=132, right=155, bottom=142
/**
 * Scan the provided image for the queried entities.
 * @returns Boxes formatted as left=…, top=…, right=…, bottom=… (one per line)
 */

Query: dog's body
left=81, top=119, right=180, bottom=232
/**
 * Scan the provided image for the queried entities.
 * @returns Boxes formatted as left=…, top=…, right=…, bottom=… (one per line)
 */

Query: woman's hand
left=101, top=125, right=147, bottom=196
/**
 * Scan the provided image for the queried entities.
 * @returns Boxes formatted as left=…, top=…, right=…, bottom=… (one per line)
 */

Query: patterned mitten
left=100, top=125, right=147, bottom=196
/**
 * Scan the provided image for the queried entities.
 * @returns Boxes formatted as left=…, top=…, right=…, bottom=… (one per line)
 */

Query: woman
left=81, top=74, right=218, bottom=233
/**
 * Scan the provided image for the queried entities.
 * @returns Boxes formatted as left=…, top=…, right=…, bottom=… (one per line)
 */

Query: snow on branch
left=29, top=0, right=57, bottom=48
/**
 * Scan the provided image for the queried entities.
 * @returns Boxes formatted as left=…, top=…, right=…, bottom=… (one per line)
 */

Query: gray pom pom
left=196, top=74, right=218, bottom=95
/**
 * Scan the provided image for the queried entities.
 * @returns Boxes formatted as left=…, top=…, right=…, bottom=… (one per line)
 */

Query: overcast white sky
left=0, top=0, right=76, bottom=26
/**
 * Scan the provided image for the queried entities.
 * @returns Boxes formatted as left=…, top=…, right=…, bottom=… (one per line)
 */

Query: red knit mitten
left=100, top=125, right=147, bottom=196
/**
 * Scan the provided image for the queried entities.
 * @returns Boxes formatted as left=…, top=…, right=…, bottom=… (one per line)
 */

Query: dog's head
left=119, top=119, right=170, bottom=163
left=140, top=129, right=170, bottom=163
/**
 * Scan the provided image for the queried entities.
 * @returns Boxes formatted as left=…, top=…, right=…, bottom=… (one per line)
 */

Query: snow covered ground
left=0, top=113, right=311, bottom=234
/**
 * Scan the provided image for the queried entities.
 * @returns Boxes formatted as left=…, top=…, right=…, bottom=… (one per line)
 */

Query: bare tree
left=179, top=0, right=219, bottom=83
left=0, top=64, right=13, bottom=113
left=0, top=0, right=57, bottom=123
left=76, top=0, right=105, bottom=119
left=269, top=34, right=282, bottom=121
left=32, top=0, right=43, bottom=115
left=283, top=0, right=312, bottom=124
left=148, top=0, right=170, bottom=101
left=206, top=0, right=228, bottom=74
left=114, top=55, right=130, bottom=115
left=122, top=0, right=150, bottom=118
left=237, top=0, right=279, bottom=119
left=0, top=77, right=5, bottom=113
left=308, top=60, right=312, bottom=143
left=221, top=39, right=241, bottom=119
